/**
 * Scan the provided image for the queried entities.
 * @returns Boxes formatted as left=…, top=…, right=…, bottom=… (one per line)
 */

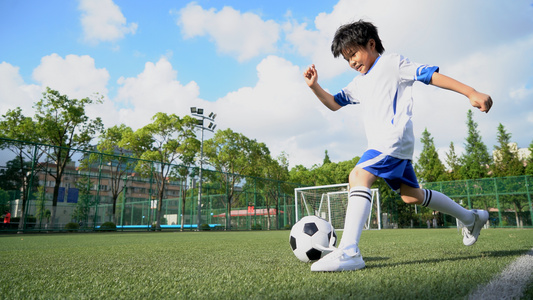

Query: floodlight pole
left=190, top=107, right=216, bottom=231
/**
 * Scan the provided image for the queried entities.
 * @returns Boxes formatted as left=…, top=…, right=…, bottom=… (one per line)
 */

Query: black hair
left=331, top=20, right=385, bottom=58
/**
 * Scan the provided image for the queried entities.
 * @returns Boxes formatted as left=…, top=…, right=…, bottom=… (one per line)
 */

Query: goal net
left=294, top=183, right=381, bottom=230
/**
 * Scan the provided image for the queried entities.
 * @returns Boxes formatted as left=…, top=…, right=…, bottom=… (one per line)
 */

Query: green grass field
left=1, top=228, right=532, bottom=299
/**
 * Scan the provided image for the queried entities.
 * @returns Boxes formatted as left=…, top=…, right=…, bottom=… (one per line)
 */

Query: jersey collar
left=363, top=55, right=381, bottom=75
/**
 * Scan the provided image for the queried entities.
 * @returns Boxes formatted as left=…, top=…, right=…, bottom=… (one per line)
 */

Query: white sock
left=421, top=189, right=475, bottom=226
left=339, top=186, right=371, bottom=251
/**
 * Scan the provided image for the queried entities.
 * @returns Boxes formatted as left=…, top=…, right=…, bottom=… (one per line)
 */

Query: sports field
left=1, top=229, right=532, bottom=299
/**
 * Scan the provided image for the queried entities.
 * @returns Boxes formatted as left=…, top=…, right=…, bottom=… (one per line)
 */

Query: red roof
left=213, top=208, right=282, bottom=217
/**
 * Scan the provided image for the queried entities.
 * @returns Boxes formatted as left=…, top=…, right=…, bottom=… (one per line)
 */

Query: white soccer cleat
left=462, top=209, right=489, bottom=246
left=310, top=245, right=365, bottom=272
left=313, top=244, right=337, bottom=256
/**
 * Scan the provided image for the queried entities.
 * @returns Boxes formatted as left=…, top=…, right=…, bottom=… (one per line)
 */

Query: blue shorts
left=356, top=149, right=420, bottom=192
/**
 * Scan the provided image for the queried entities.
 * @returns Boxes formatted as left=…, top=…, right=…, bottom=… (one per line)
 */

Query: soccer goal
left=294, top=183, right=381, bottom=230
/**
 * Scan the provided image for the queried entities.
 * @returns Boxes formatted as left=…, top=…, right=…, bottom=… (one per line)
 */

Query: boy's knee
left=349, top=167, right=376, bottom=188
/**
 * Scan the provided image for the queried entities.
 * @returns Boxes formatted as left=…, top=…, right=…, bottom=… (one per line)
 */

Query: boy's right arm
left=430, top=72, right=493, bottom=113
left=303, top=65, right=342, bottom=111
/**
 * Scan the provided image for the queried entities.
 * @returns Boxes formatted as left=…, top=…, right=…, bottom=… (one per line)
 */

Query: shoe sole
left=311, top=261, right=366, bottom=272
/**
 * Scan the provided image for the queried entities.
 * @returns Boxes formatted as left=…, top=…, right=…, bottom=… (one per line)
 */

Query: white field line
left=468, top=248, right=533, bottom=300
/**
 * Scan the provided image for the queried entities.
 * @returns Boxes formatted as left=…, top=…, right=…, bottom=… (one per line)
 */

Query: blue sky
left=1, top=0, right=533, bottom=168
left=1, top=0, right=336, bottom=101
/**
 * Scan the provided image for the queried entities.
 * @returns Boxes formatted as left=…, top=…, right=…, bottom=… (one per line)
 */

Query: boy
left=303, top=20, right=493, bottom=272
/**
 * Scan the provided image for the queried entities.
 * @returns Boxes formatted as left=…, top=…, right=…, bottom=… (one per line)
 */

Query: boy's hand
left=302, top=64, right=340, bottom=111
left=303, top=64, right=318, bottom=87
left=469, top=91, right=493, bottom=113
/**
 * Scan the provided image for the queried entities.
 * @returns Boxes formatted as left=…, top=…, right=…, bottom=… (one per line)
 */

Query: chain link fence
left=423, top=176, right=533, bottom=228
left=1, top=137, right=531, bottom=232
left=0, top=138, right=300, bottom=232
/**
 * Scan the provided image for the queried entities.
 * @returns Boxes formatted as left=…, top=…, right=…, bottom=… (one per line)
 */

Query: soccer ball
left=289, top=216, right=337, bottom=263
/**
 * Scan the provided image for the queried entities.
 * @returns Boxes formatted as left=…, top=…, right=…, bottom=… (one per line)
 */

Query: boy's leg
left=400, top=184, right=488, bottom=246
left=400, top=185, right=475, bottom=224
left=311, top=167, right=375, bottom=272
left=339, top=167, right=377, bottom=248
left=337, top=186, right=372, bottom=248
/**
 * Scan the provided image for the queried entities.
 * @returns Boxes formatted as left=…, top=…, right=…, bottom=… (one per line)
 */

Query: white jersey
left=334, top=53, right=439, bottom=160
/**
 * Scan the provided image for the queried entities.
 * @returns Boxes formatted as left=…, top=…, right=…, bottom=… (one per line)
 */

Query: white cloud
left=3, top=0, right=533, bottom=171
left=0, top=62, right=41, bottom=116
left=30, top=54, right=112, bottom=127
left=212, top=55, right=366, bottom=167
left=284, top=0, right=533, bottom=77
left=32, top=53, right=109, bottom=100
left=0, top=57, right=111, bottom=133
left=413, top=31, right=533, bottom=155
left=177, top=2, right=280, bottom=61
left=114, top=57, right=203, bottom=130
left=284, top=20, right=348, bottom=79
left=510, top=85, right=533, bottom=100
left=283, top=0, right=533, bottom=163
left=79, top=0, right=137, bottom=45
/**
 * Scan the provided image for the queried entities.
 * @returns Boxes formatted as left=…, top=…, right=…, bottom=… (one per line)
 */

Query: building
left=12, top=160, right=185, bottom=228
left=492, top=143, right=531, bottom=164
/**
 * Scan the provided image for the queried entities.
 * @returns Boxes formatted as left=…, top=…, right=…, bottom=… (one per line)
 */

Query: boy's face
left=342, top=39, right=380, bottom=74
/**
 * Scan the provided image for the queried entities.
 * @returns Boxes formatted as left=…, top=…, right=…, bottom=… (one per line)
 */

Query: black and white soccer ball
left=289, top=215, right=337, bottom=263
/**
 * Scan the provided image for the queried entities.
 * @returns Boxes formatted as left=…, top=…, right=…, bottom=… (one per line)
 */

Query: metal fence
left=0, top=138, right=300, bottom=232
left=423, top=176, right=533, bottom=228
left=1, top=137, right=532, bottom=232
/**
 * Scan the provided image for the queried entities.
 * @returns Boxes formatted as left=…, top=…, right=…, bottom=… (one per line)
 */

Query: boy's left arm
left=430, top=72, right=493, bottom=113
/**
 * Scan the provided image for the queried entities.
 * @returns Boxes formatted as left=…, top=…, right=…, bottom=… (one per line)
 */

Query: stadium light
left=190, top=107, right=217, bottom=231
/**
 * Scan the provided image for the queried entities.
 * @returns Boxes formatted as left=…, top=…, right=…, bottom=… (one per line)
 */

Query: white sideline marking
left=468, top=248, right=533, bottom=300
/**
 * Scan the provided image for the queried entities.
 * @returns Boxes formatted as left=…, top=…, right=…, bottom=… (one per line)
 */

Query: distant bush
left=284, top=224, right=292, bottom=230
left=99, top=222, right=116, bottom=231
left=199, top=223, right=211, bottom=231
left=65, top=222, right=80, bottom=232
left=212, top=225, right=224, bottom=231
left=251, top=224, right=262, bottom=230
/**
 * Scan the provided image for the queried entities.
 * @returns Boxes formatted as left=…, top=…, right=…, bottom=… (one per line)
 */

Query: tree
left=34, top=186, right=50, bottom=226
left=289, top=165, right=314, bottom=186
left=33, top=88, right=103, bottom=229
left=415, top=128, right=446, bottom=183
left=257, top=152, right=290, bottom=230
left=0, top=188, right=10, bottom=217
left=177, top=165, right=195, bottom=231
left=323, top=150, right=332, bottom=165
left=492, top=124, right=525, bottom=228
left=124, top=112, right=198, bottom=230
left=492, top=123, right=524, bottom=177
left=0, top=158, right=32, bottom=191
left=444, top=142, right=462, bottom=181
left=0, top=107, right=44, bottom=231
left=460, top=110, right=491, bottom=179
left=93, top=124, right=136, bottom=225
left=313, top=157, right=359, bottom=186
left=71, top=175, right=96, bottom=226
left=203, top=128, right=270, bottom=230
left=288, top=156, right=359, bottom=187
left=527, top=140, right=533, bottom=176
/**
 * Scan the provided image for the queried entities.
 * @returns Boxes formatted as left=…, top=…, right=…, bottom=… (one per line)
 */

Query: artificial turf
left=1, top=228, right=532, bottom=299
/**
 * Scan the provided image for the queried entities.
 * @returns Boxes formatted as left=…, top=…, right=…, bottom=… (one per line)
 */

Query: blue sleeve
left=333, top=90, right=356, bottom=107
left=415, top=65, right=439, bottom=85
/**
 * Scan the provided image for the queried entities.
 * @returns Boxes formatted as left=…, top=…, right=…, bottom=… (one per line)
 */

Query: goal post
left=294, top=183, right=381, bottom=230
